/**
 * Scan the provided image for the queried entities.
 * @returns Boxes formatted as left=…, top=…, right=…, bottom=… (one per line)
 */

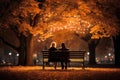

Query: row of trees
left=0, top=0, right=120, bottom=66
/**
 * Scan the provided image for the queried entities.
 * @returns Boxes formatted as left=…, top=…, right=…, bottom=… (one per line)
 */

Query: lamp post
left=16, top=53, right=19, bottom=65
left=87, top=52, right=90, bottom=61
left=33, top=54, right=37, bottom=65
left=8, top=52, right=12, bottom=64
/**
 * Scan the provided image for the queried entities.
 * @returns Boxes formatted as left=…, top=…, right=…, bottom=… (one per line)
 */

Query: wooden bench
left=42, top=50, right=86, bottom=69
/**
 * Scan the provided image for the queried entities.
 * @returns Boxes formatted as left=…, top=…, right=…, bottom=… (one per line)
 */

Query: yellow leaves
left=93, top=9, right=102, bottom=16
left=63, top=9, right=78, bottom=18
left=90, top=25, right=100, bottom=34
left=90, top=24, right=111, bottom=39
left=19, top=0, right=40, bottom=18
left=78, top=3, right=91, bottom=16
left=19, top=22, right=32, bottom=36
left=7, top=0, right=119, bottom=41
left=55, top=4, right=68, bottom=13
left=31, top=27, right=44, bottom=36
left=27, top=1, right=40, bottom=13
left=39, top=32, right=53, bottom=41
left=19, top=22, right=46, bottom=37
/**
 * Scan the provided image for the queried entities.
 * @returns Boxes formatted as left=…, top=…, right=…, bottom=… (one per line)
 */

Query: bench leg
left=82, top=62, right=85, bottom=70
left=54, top=62, right=57, bottom=70
left=43, top=65, right=45, bottom=70
left=43, top=61, right=45, bottom=70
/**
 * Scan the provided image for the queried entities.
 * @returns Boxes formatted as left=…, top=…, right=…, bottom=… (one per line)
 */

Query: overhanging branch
left=0, top=36, right=18, bottom=51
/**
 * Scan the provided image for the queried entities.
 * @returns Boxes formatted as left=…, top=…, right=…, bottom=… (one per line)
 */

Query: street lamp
left=8, top=52, right=12, bottom=64
left=16, top=53, right=19, bottom=57
left=15, top=53, right=19, bottom=65
left=86, top=52, right=90, bottom=62
left=9, top=52, right=12, bottom=56
left=87, top=52, right=90, bottom=55
left=108, top=53, right=111, bottom=56
left=33, top=54, right=37, bottom=65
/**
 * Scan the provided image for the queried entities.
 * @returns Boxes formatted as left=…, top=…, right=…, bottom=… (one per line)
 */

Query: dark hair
left=61, top=43, right=65, bottom=48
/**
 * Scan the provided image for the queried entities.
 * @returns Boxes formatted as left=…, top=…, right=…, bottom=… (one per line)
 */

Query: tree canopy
left=0, top=0, right=120, bottom=42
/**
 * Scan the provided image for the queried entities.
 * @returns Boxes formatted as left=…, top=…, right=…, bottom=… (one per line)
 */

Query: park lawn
left=0, top=66, right=120, bottom=80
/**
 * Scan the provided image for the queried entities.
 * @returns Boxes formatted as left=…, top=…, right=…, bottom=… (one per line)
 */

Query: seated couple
left=48, top=42, right=69, bottom=70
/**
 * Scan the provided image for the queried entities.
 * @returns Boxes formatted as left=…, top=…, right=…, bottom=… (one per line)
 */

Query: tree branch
left=0, top=36, right=18, bottom=51
left=10, top=26, right=20, bottom=39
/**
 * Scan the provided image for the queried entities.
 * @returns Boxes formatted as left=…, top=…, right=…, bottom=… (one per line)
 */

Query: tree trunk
left=88, top=39, right=99, bottom=65
left=88, top=43, right=96, bottom=65
left=26, top=35, right=34, bottom=66
left=18, top=34, right=34, bottom=66
left=18, top=48, right=26, bottom=66
left=18, top=35, right=27, bottom=66
left=113, top=34, right=120, bottom=67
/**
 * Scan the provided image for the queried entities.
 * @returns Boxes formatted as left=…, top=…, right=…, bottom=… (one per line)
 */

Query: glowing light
left=37, top=39, right=41, bottom=42
left=48, top=19, right=91, bottom=35
left=9, top=52, right=12, bottom=56
left=33, top=54, right=37, bottom=58
left=87, top=52, right=90, bottom=55
left=2, top=60, right=6, bottom=64
left=105, top=56, right=107, bottom=58
left=108, top=53, right=111, bottom=56
left=16, top=54, right=19, bottom=57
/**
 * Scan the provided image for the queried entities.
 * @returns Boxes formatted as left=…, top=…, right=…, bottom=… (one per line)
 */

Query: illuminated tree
left=0, top=0, right=44, bottom=65
left=88, top=0, right=120, bottom=65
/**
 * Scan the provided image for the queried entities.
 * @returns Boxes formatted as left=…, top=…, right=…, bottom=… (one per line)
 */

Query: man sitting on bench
left=59, top=43, right=69, bottom=70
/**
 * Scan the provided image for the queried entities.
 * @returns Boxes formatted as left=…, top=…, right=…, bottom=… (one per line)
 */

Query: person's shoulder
left=59, top=48, right=69, bottom=50
left=49, top=47, right=57, bottom=50
left=48, top=47, right=52, bottom=50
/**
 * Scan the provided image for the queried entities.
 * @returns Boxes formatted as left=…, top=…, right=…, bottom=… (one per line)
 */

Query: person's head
left=61, top=43, right=65, bottom=48
left=52, top=43, right=55, bottom=47
left=50, top=42, right=57, bottom=48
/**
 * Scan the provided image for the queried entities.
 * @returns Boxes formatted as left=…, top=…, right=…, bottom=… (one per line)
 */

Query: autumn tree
left=88, top=0, right=120, bottom=65
left=0, top=0, right=46, bottom=65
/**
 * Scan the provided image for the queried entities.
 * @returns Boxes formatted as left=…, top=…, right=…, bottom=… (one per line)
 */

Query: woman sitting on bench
left=48, top=42, right=57, bottom=69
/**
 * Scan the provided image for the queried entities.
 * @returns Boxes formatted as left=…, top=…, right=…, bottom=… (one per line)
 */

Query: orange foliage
left=0, top=0, right=120, bottom=41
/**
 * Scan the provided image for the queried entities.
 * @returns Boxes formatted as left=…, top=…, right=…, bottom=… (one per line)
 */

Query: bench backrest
left=42, top=50, right=86, bottom=63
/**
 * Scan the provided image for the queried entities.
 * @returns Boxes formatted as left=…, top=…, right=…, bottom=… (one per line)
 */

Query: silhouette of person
left=48, top=42, right=57, bottom=69
left=59, top=43, right=69, bottom=70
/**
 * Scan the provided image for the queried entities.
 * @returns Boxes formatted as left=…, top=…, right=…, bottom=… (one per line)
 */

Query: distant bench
left=42, top=50, right=86, bottom=69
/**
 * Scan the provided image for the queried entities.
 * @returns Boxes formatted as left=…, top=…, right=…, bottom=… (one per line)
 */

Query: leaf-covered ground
left=0, top=66, right=120, bottom=80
